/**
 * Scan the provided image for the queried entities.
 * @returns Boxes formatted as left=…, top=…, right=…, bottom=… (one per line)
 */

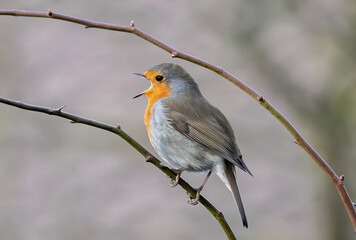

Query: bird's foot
left=187, top=191, right=200, bottom=205
left=186, top=171, right=212, bottom=206
left=168, top=171, right=182, bottom=188
left=169, top=178, right=179, bottom=187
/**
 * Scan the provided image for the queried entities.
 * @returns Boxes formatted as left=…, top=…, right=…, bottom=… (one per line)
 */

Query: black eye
left=155, top=75, right=164, bottom=81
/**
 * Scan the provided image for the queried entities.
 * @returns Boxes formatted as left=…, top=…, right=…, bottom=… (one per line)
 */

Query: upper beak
left=133, top=72, right=147, bottom=99
left=133, top=72, right=146, bottom=78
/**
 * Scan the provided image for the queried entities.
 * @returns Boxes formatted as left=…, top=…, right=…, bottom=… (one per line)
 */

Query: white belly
left=149, top=102, right=223, bottom=172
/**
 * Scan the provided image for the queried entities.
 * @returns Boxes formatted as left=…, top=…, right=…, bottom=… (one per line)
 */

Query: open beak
left=133, top=72, right=147, bottom=99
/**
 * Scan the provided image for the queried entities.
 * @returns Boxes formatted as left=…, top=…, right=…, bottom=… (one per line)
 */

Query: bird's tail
left=225, top=162, right=248, bottom=228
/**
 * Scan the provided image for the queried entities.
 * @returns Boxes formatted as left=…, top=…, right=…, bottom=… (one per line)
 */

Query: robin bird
left=134, top=63, right=252, bottom=228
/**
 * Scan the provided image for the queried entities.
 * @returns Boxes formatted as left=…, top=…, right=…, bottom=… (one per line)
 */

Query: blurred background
left=0, top=1, right=355, bottom=239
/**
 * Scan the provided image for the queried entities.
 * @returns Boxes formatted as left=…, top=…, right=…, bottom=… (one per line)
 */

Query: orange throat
left=144, top=81, right=171, bottom=138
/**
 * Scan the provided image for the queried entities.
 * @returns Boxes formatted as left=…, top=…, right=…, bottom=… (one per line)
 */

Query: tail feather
left=225, top=162, right=248, bottom=228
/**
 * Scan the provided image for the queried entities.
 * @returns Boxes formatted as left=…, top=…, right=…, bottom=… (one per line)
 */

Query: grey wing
left=167, top=108, right=252, bottom=175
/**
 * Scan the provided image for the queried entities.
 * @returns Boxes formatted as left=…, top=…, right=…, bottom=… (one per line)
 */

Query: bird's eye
left=155, top=75, right=164, bottom=81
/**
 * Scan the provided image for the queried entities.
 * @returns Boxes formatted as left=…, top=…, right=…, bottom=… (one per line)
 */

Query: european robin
left=134, top=63, right=252, bottom=228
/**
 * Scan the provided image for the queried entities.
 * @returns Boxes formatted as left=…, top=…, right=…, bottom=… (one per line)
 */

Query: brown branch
left=0, top=9, right=355, bottom=232
left=0, top=96, right=238, bottom=240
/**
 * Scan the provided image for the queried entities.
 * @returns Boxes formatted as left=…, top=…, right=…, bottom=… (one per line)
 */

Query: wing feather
left=166, top=101, right=252, bottom=175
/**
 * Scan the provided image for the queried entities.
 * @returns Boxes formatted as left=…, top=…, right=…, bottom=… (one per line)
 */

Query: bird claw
left=187, top=192, right=200, bottom=205
left=168, top=171, right=182, bottom=188
left=169, top=178, right=179, bottom=187
left=185, top=171, right=211, bottom=206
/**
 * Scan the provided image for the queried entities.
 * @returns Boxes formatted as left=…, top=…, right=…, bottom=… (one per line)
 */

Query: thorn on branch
left=130, top=20, right=135, bottom=31
left=56, top=105, right=66, bottom=112
left=69, top=120, right=76, bottom=124
left=47, top=10, right=53, bottom=16
left=116, top=124, right=121, bottom=129
left=258, top=95, right=265, bottom=103
left=217, top=211, right=224, bottom=219
left=130, top=20, right=135, bottom=27
left=339, top=175, right=345, bottom=182
left=171, top=51, right=178, bottom=58
left=49, top=106, right=66, bottom=114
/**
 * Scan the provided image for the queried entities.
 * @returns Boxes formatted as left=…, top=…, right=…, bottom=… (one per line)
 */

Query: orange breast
left=144, top=81, right=171, bottom=138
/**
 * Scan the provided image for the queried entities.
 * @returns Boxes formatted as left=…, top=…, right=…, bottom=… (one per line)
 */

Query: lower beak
left=133, top=92, right=145, bottom=99
left=133, top=72, right=147, bottom=98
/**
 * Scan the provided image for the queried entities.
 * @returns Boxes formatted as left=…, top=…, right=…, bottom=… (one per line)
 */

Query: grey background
left=0, top=1, right=355, bottom=240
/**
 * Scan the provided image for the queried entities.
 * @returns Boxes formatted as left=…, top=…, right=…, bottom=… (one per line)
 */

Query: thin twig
left=0, top=9, right=355, bottom=232
left=0, top=96, right=237, bottom=240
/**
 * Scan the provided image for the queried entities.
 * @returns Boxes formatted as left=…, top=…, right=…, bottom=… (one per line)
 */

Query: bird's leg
left=187, top=171, right=212, bottom=205
left=169, top=171, right=183, bottom=187
left=160, top=163, right=183, bottom=187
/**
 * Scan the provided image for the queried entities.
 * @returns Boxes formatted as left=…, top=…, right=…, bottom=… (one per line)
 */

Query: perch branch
left=0, top=9, right=355, bottom=231
left=0, top=96, right=237, bottom=240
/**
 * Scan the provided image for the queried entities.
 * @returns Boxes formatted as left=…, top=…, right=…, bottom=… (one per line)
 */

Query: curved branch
left=0, top=9, right=355, bottom=232
left=0, top=96, right=237, bottom=240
